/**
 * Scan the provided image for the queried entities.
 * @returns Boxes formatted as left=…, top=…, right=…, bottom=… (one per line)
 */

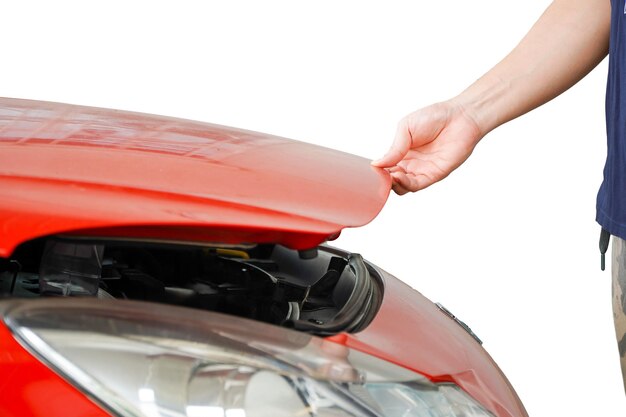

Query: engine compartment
left=0, top=237, right=382, bottom=335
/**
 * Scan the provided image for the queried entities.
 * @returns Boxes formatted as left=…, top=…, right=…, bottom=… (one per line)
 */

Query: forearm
left=453, top=0, right=610, bottom=136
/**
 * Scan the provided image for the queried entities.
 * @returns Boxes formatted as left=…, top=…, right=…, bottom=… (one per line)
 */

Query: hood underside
left=0, top=98, right=390, bottom=257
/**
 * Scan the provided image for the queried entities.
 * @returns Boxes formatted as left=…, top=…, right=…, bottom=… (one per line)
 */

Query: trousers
left=612, top=236, right=626, bottom=392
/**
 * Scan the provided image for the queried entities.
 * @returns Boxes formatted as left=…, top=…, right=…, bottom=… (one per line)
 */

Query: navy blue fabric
left=598, top=0, right=626, bottom=240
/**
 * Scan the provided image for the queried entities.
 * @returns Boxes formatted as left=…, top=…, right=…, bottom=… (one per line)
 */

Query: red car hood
left=0, top=98, right=390, bottom=257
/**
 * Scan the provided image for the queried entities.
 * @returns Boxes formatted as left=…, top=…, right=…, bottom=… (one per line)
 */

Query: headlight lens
left=2, top=299, right=493, bottom=417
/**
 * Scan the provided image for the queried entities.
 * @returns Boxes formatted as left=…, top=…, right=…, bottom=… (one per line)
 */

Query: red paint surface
left=0, top=98, right=526, bottom=417
left=327, top=272, right=528, bottom=417
left=0, top=322, right=110, bottom=417
left=0, top=98, right=390, bottom=256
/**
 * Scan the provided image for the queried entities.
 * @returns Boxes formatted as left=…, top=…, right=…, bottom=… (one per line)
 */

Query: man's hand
left=373, top=0, right=609, bottom=196
left=372, top=101, right=483, bottom=195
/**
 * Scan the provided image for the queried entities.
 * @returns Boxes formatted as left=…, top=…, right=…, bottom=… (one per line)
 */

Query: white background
left=1, top=1, right=623, bottom=415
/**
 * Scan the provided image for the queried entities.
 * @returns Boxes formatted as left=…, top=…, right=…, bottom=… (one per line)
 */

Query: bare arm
left=458, top=0, right=610, bottom=134
left=374, top=0, right=610, bottom=194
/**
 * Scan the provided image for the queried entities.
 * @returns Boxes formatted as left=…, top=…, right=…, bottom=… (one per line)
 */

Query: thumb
left=371, top=119, right=412, bottom=167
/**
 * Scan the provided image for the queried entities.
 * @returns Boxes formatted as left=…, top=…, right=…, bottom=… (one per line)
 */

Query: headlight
left=2, top=299, right=494, bottom=417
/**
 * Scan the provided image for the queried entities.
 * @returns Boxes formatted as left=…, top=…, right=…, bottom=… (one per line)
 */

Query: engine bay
left=0, top=237, right=382, bottom=335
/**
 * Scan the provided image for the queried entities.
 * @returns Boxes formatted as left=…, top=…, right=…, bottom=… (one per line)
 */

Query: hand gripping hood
left=0, top=98, right=391, bottom=256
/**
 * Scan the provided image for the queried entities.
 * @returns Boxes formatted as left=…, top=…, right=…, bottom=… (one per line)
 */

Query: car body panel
left=0, top=322, right=109, bottom=417
left=0, top=98, right=527, bottom=417
left=0, top=98, right=390, bottom=257
left=327, top=272, right=527, bottom=417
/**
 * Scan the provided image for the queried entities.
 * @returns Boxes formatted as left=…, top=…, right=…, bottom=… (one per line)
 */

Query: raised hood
left=0, top=98, right=390, bottom=257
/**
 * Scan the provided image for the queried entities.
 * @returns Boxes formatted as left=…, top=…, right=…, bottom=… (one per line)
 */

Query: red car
left=0, top=98, right=527, bottom=417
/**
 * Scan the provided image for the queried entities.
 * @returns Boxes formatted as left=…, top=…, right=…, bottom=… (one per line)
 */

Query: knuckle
left=397, top=116, right=410, bottom=131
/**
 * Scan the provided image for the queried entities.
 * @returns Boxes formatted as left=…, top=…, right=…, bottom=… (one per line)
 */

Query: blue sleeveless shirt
left=597, top=0, right=626, bottom=240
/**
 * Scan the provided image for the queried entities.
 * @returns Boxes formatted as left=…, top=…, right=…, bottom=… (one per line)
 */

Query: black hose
left=290, top=254, right=373, bottom=335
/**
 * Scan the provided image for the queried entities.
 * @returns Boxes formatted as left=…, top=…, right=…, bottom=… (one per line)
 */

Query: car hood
left=0, top=98, right=390, bottom=257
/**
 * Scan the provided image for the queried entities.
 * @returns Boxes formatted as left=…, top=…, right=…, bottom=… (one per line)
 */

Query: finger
left=392, top=181, right=410, bottom=195
left=396, top=159, right=411, bottom=172
left=390, top=171, right=432, bottom=193
left=390, top=172, right=416, bottom=193
left=371, top=119, right=412, bottom=168
left=389, top=170, right=410, bottom=195
left=385, top=165, right=406, bottom=174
